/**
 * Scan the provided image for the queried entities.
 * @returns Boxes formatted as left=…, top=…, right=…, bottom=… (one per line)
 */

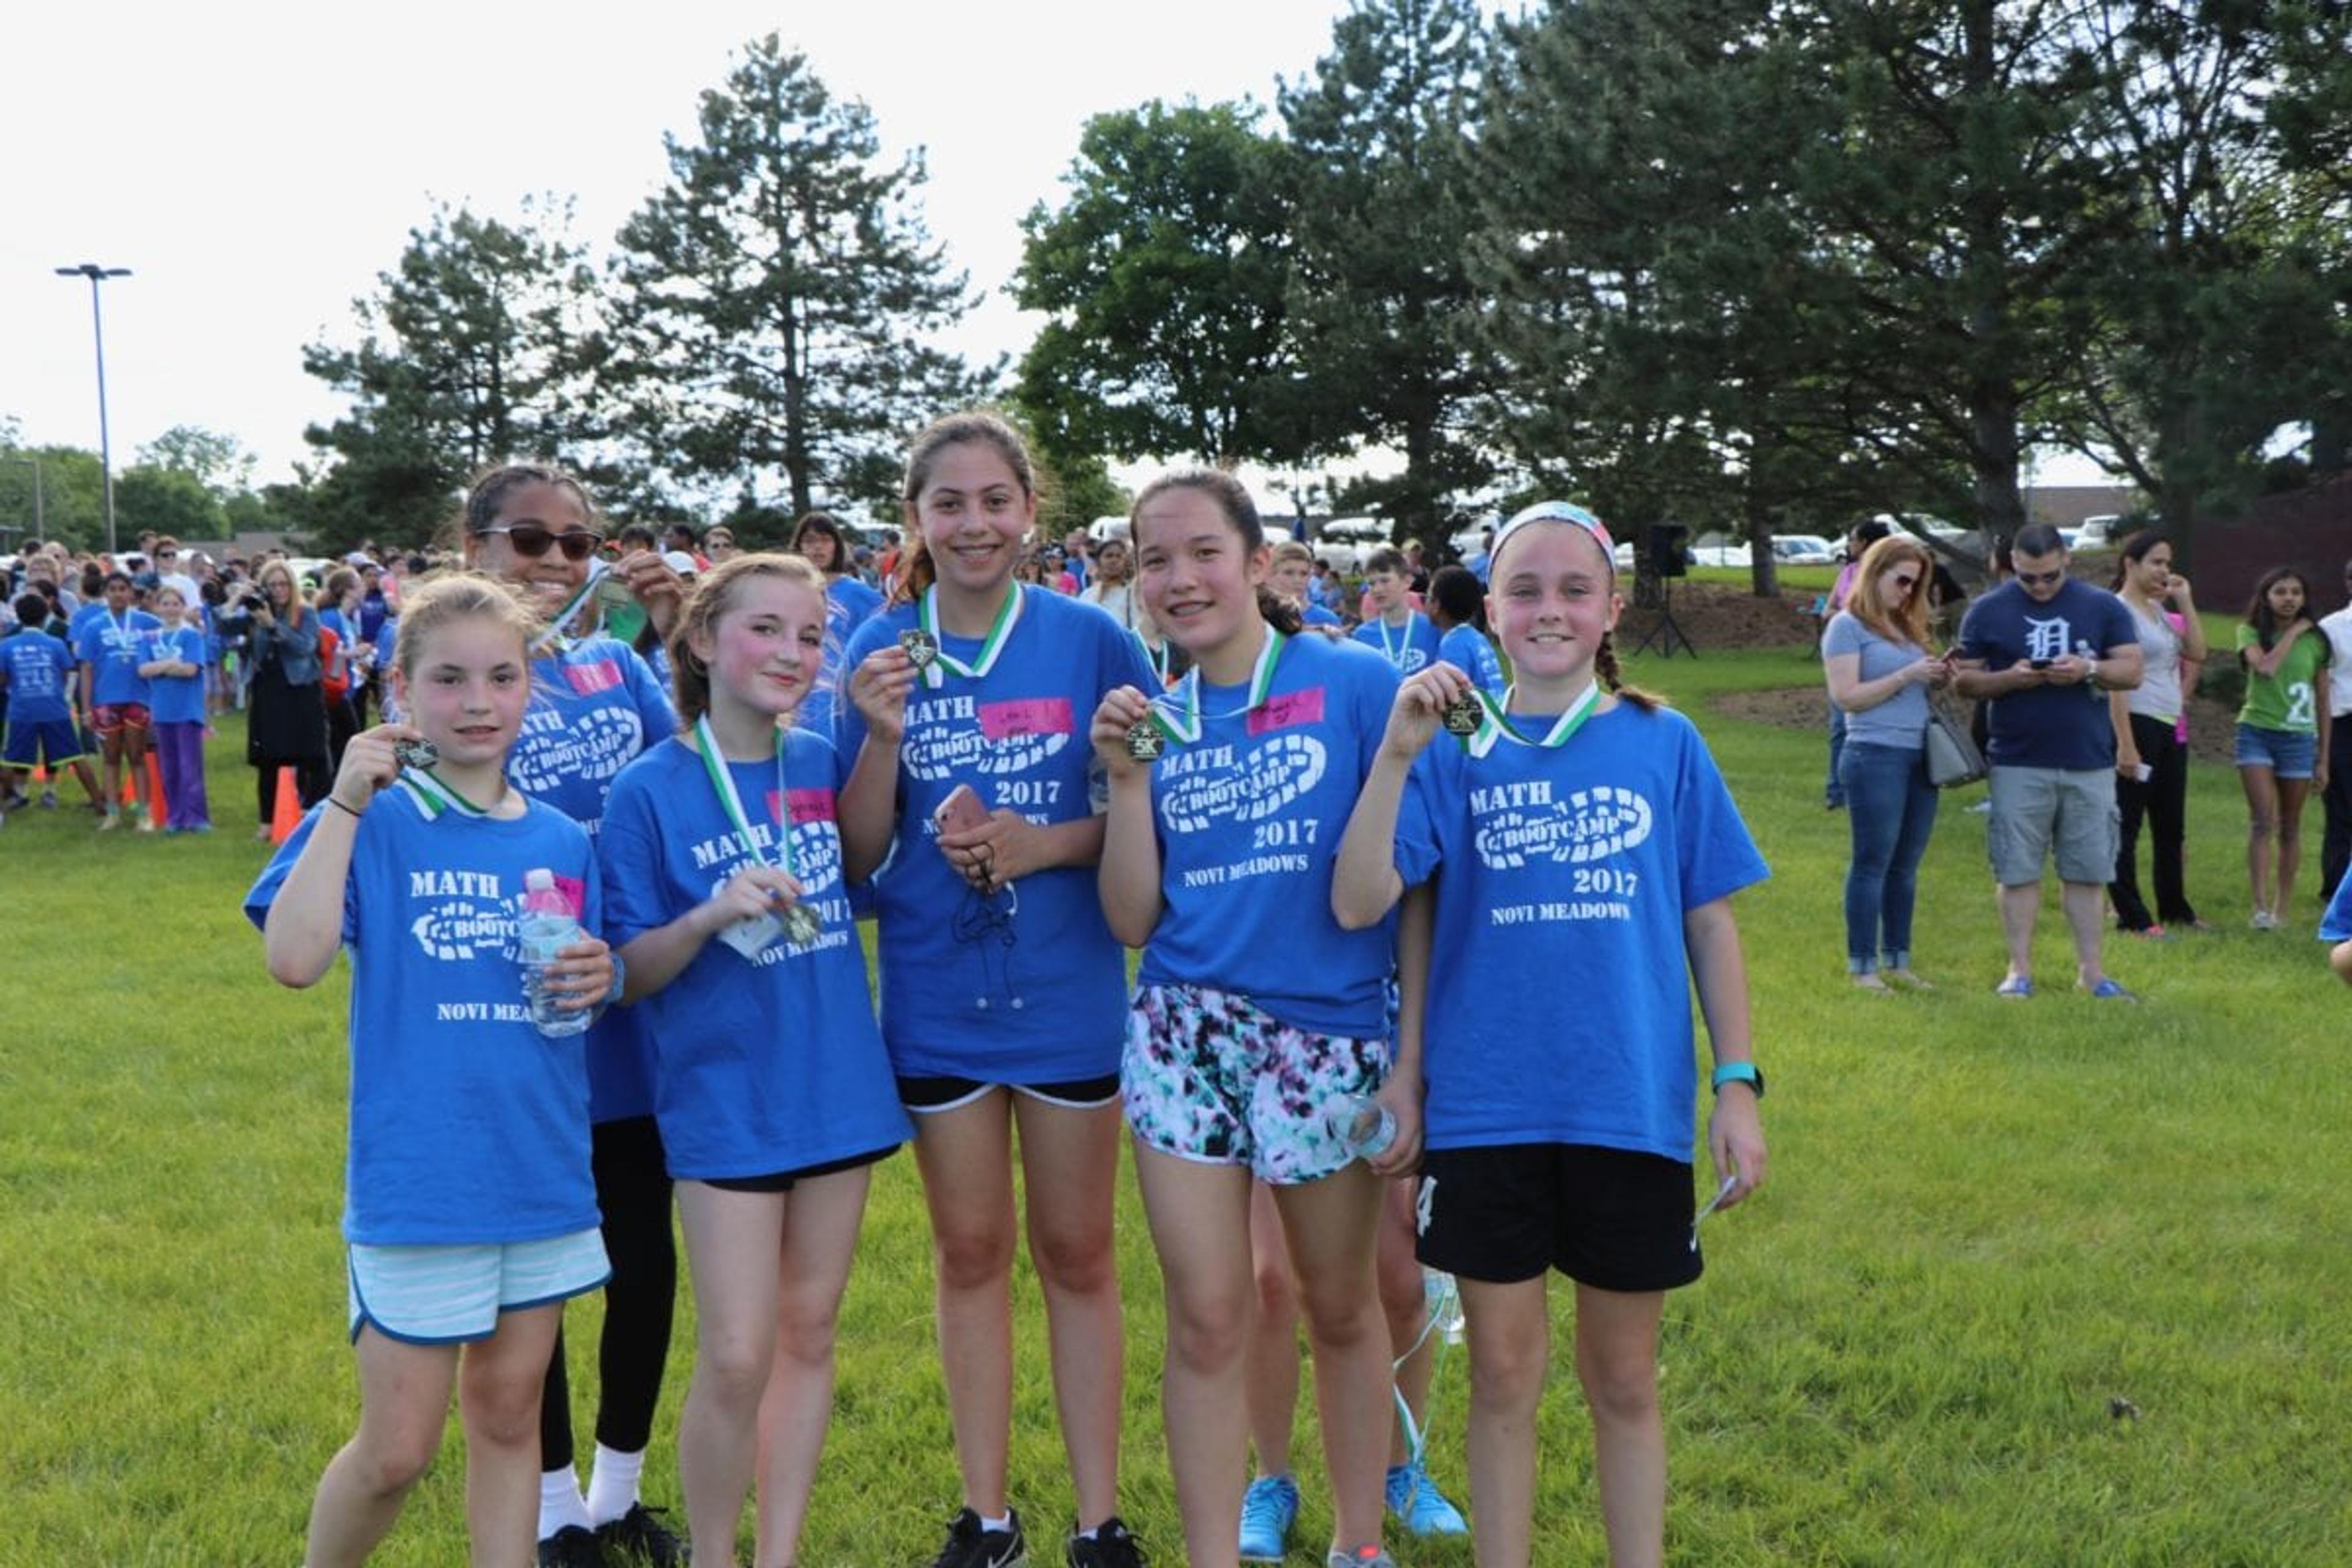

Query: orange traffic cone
left=269, top=766, right=301, bottom=845
left=119, top=767, right=138, bottom=805
left=145, top=753, right=168, bottom=828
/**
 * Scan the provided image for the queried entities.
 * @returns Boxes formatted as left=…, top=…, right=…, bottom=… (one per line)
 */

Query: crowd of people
left=13, top=451, right=2348, bottom=1568
left=1817, top=519, right=2352, bottom=1000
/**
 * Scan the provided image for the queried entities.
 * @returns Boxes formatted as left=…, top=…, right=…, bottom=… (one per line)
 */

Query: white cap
left=662, top=550, right=700, bottom=576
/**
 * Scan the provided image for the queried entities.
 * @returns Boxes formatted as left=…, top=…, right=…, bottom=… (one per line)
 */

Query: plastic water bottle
left=516, top=869, right=590, bottom=1038
left=1327, top=1092, right=1396, bottom=1161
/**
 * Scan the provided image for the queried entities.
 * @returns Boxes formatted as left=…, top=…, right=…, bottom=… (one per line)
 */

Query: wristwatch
left=1710, top=1061, right=1764, bottom=1098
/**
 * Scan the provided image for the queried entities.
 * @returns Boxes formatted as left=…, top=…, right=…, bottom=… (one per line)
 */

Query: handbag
left=1923, top=697, right=1987, bottom=788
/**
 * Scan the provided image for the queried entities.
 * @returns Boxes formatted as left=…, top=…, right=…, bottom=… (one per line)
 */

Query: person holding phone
left=837, top=411, right=1155, bottom=1568
left=2108, top=532, right=2209, bottom=936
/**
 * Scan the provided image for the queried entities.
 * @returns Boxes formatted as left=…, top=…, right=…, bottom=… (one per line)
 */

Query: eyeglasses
left=475, top=524, right=603, bottom=562
left=2016, top=568, right=2065, bottom=587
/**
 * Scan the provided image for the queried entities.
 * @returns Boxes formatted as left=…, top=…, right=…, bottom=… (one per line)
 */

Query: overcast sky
left=3, top=0, right=2101, bottom=496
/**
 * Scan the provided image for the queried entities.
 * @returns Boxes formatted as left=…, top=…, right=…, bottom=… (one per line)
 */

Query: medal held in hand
left=592, top=573, right=635, bottom=612
left=393, top=738, right=440, bottom=770
left=779, top=902, right=823, bottom=948
left=1125, top=720, right=1166, bottom=762
left=1441, top=692, right=1484, bottom=737
left=899, top=628, right=938, bottom=670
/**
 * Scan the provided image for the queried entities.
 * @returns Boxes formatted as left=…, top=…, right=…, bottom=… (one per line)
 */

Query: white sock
left=978, top=1510, right=1015, bottom=1534
left=538, top=1469, right=591, bottom=1539
left=585, top=1444, right=646, bottom=1526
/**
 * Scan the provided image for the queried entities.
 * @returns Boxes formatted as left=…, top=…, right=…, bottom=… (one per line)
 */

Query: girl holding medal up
left=454, top=464, right=689, bottom=1567
left=1330, top=502, right=1769, bottom=1568
left=1089, top=470, right=1405, bottom=1568
left=600, top=554, right=909, bottom=1567
left=837, top=412, right=1155, bottom=1568
left=246, top=573, right=617, bottom=1568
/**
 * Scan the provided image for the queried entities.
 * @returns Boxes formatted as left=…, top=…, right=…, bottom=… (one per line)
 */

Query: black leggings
left=254, top=756, right=330, bottom=822
left=540, top=1115, right=677, bottom=1466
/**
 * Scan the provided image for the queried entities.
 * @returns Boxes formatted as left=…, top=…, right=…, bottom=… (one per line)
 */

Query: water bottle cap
left=524, top=868, right=554, bottom=891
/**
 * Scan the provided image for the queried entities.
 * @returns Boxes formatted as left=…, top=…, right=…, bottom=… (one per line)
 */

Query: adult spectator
left=662, top=522, right=710, bottom=573
left=152, top=538, right=200, bottom=608
left=1823, top=519, right=1894, bottom=808
left=1824, top=535, right=1951, bottom=990
left=244, top=558, right=331, bottom=835
left=2319, top=559, right=2352, bottom=903
left=1954, top=523, right=2143, bottom=999
left=2108, top=532, right=2208, bottom=936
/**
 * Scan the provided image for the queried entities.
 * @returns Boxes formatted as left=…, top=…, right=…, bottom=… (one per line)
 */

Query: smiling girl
left=1090, top=470, right=1404, bottom=1568
left=600, top=554, right=908, bottom=1566
left=837, top=411, right=1154, bottom=1568
left=1331, top=502, right=1768, bottom=1568
left=247, top=573, right=616, bottom=1568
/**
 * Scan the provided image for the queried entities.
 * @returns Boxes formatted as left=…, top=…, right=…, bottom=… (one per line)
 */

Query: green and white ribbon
left=914, top=583, right=1024, bottom=689
left=395, top=766, right=499, bottom=820
left=532, top=564, right=608, bottom=653
left=1458, top=679, right=1602, bottom=759
left=1139, top=629, right=1287, bottom=747
left=693, top=714, right=792, bottom=879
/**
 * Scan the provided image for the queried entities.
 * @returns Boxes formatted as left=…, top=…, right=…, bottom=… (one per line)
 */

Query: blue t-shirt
left=1438, top=625, right=1506, bottom=699
left=1, top=629, right=75, bottom=722
left=1395, top=701, right=1770, bottom=1161
left=600, top=732, right=910, bottom=1181
left=1822, top=611, right=1929, bottom=751
left=243, top=789, right=601, bottom=1246
left=75, top=609, right=160, bottom=707
left=143, top=624, right=209, bottom=725
left=801, top=575, right=887, bottom=739
left=1301, top=604, right=1343, bottom=629
left=2320, top=873, right=2352, bottom=943
left=1352, top=611, right=1442, bottom=676
left=837, top=586, right=1155, bottom=1080
left=1958, top=579, right=2138, bottom=771
left=1137, top=633, right=1400, bottom=1038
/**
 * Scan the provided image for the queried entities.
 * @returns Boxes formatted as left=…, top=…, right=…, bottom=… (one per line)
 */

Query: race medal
left=899, top=628, right=938, bottom=669
left=780, top=902, right=823, bottom=947
left=592, top=573, right=635, bottom=612
left=393, top=738, right=440, bottom=771
left=1126, top=720, right=1167, bottom=761
left=1441, top=692, right=1483, bottom=737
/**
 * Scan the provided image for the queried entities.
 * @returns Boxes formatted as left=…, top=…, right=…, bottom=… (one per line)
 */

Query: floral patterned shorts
left=1121, top=981, right=1389, bottom=1186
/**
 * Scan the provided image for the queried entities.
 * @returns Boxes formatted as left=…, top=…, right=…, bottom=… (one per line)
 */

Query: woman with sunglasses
left=1822, top=535, right=1951, bottom=991
left=453, top=463, right=692, bottom=1568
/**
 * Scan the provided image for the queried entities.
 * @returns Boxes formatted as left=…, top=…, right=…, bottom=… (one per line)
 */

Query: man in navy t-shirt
left=1955, top=524, right=2144, bottom=1000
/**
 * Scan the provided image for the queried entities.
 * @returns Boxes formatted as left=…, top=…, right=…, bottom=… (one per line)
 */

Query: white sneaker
left=2251, top=910, right=2279, bottom=930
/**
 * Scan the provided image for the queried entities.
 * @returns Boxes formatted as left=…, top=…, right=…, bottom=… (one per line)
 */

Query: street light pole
left=55, top=262, right=132, bottom=556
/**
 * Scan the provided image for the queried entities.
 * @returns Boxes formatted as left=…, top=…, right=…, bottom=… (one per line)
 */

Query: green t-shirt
left=2236, top=623, right=2327, bottom=733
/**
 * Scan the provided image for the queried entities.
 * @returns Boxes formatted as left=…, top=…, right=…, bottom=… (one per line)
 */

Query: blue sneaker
left=1385, top=1461, right=1468, bottom=1536
left=1238, top=1474, right=1298, bottom=1562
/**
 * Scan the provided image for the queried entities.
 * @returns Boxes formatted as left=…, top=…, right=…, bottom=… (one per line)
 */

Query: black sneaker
left=1066, top=1516, right=1146, bottom=1567
left=538, top=1525, right=608, bottom=1568
left=595, top=1502, right=687, bottom=1566
left=930, top=1506, right=1028, bottom=1568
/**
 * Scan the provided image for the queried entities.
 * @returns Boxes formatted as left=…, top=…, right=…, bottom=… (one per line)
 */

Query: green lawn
left=3, top=649, right=2348, bottom=1566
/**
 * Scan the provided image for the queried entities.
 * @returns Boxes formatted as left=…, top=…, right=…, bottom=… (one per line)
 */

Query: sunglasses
left=1890, top=573, right=1920, bottom=590
left=2016, top=568, right=2065, bottom=587
left=475, top=524, right=602, bottom=562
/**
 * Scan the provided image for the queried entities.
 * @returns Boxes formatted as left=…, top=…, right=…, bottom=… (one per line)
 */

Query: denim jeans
left=1839, top=741, right=1939, bottom=971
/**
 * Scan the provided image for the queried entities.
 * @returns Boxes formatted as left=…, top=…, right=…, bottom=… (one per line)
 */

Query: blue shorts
left=3, top=718, right=83, bottom=769
left=347, top=1227, right=609, bottom=1345
left=2234, top=723, right=2317, bottom=779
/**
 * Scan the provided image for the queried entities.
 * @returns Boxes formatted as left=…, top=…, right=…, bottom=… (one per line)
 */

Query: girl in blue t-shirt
left=1428, top=564, right=1506, bottom=699
left=1090, top=470, right=1403, bottom=1568
left=790, top=510, right=884, bottom=737
left=248, top=573, right=616, bottom=1568
left=837, top=412, right=1153, bottom=1568
left=600, top=554, right=909, bottom=1566
left=1330, top=501, right=1770, bottom=1568
left=136, top=584, right=211, bottom=832
left=454, top=463, right=687, bottom=1562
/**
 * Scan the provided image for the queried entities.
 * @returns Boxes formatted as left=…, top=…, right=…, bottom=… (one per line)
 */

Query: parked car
left=2073, top=514, right=2121, bottom=551
left=1773, top=535, right=1840, bottom=566
left=1313, top=516, right=1390, bottom=573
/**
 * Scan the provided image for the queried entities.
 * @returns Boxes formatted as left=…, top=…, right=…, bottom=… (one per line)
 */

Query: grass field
left=4, top=643, right=2349, bottom=1566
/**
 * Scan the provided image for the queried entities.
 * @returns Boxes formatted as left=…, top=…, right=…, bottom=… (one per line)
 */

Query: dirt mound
left=1617, top=582, right=1823, bottom=652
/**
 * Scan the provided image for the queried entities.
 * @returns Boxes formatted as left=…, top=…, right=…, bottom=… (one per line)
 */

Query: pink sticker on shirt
left=1250, top=688, right=1325, bottom=734
left=564, top=659, right=622, bottom=696
left=979, top=697, right=1074, bottom=741
left=769, top=787, right=836, bottom=826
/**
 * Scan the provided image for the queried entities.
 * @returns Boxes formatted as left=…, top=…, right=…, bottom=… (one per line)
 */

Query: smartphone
left=2029, top=658, right=2052, bottom=670
left=932, top=783, right=990, bottom=837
